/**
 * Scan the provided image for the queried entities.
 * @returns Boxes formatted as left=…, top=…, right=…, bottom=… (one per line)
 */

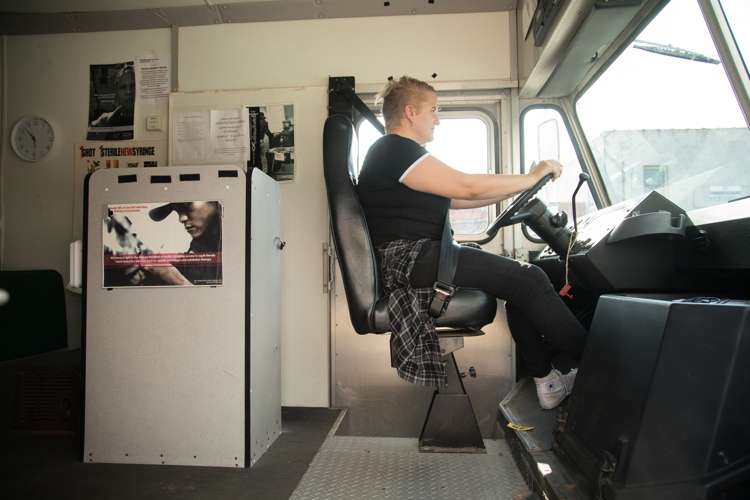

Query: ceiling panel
left=0, top=0, right=512, bottom=35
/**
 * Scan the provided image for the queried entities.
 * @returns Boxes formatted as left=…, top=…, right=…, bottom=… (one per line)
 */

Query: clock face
left=11, top=116, right=55, bottom=161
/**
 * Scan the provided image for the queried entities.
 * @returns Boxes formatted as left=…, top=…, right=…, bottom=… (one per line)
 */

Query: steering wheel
left=486, top=173, right=553, bottom=239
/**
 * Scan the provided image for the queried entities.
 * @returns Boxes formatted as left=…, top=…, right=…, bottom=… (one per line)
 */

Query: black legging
left=409, top=240, right=588, bottom=378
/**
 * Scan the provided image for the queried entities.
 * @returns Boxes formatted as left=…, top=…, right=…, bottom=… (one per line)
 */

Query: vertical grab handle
left=323, top=243, right=334, bottom=293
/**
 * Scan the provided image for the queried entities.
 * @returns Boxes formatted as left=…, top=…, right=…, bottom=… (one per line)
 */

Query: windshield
left=576, top=0, right=750, bottom=211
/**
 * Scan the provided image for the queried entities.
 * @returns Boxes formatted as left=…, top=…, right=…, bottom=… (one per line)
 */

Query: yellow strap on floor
left=507, top=423, right=534, bottom=432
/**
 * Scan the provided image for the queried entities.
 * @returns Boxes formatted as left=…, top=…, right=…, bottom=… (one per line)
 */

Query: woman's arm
left=450, top=196, right=513, bottom=209
left=403, top=157, right=562, bottom=203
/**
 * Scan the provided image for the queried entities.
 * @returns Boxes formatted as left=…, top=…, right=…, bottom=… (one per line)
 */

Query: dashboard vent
left=691, top=230, right=711, bottom=256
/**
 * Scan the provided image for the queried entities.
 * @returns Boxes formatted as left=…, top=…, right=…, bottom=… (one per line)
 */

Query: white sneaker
left=534, top=368, right=577, bottom=410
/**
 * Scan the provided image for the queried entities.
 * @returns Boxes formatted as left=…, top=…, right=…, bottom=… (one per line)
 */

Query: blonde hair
left=375, top=76, right=435, bottom=131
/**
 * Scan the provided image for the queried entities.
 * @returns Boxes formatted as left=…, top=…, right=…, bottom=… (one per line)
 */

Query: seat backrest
left=323, top=114, right=498, bottom=335
left=323, top=115, right=383, bottom=334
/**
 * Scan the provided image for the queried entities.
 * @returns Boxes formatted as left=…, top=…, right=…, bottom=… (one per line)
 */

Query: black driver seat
left=323, top=114, right=497, bottom=335
left=323, top=114, right=498, bottom=453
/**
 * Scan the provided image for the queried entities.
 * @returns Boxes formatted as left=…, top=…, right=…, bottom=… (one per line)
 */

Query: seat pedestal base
left=418, top=352, right=486, bottom=453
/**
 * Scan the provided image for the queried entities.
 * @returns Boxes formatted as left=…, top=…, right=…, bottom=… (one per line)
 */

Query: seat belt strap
left=337, top=86, right=386, bottom=136
left=329, top=76, right=385, bottom=135
left=428, top=210, right=461, bottom=318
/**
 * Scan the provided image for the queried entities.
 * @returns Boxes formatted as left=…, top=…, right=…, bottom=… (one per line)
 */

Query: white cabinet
left=83, top=166, right=281, bottom=468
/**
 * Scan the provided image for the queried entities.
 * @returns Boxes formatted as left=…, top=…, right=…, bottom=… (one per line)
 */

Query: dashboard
left=533, top=192, right=749, bottom=295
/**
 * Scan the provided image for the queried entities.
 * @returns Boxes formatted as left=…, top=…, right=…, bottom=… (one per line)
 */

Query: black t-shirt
left=358, top=134, right=450, bottom=246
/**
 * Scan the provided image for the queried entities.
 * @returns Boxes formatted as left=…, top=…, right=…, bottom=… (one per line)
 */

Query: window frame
left=707, top=0, right=750, bottom=127
left=519, top=103, right=603, bottom=210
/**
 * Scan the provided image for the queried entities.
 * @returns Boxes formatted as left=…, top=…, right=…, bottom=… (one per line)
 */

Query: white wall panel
left=3, top=29, right=171, bottom=349
left=179, top=12, right=512, bottom=91
left=2, top=10, right=513, bottom=407
left=170, top=88, right=330, bottom=406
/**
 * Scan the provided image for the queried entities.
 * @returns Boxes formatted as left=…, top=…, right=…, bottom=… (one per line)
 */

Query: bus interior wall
left=1, top=0, right=749, bottom=499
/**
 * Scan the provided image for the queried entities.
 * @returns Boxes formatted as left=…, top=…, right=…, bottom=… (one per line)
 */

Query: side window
left=357, top=110, right=497, bottom=237
left=521, top=107, right=598, bottom=226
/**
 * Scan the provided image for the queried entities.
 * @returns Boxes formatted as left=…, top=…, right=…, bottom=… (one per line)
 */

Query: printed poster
left=135, top=53, right=171, bottom=105
left=172, top=108, right=250, bottom=164
left=246, top=104, right=295, bottom=181
left=88, top=61, right=135, bottom=140
left=72, top=140, right=168, bottom=241
left=102, top=201, right=223, bottom=288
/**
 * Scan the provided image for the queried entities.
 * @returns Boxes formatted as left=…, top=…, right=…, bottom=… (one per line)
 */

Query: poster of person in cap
left=102, top=201, right=222, bottom=287
left=87, top=62, right=135, bottom=141
left=247, top=104, right=295, bottom=181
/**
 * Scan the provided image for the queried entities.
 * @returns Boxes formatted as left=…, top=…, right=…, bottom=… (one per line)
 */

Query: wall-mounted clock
left=10, top=116, right=55, bottom=161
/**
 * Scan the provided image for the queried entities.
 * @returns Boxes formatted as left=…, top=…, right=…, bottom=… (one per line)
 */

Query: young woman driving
left=357, top=76, right=587, bottom=409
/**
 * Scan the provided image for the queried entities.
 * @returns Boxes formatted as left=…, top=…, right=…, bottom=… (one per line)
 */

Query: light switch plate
left=146, top=116, right=163, bottom=131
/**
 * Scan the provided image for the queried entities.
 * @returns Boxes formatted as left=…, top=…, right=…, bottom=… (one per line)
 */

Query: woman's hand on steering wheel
left=529, top=159, right=563, bottom=183
left=485, top=165, right=558, bottom=238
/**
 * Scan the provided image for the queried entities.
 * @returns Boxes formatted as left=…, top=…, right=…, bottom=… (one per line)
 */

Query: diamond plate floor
left=291, top=436, right=530, bottom=500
